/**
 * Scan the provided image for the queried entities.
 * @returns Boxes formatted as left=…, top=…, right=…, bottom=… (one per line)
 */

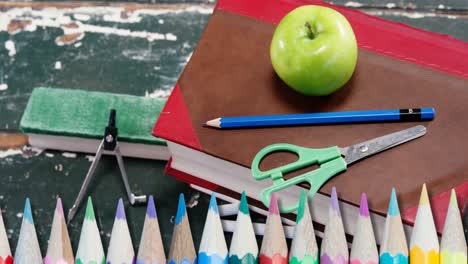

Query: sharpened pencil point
left=23, top=198, right=33, bottom=224
left=209, top=193, right=219, bottom=214
left=205, top=118, right=221, bottom=128
left=147, top=195, right=157, bottom=218
left=116, top=198, right=126, bottom=220
left=360, top=193, right=370, bottom=217
left=56, top=197, right=64, bottom=216
left=239, top=192, right=250, bottom=215
left=331, top=187, right=341, bottom=216
left=85, top=197, right=95, bottom=220
left=269, top=193, right=279, bottom=215
left=419, top=184, right=430, bottom=205
left=297, top=190, right=306, bottom=223
left=175, top=193, right=186, bottom=225
left=388, top=188, right=400, bottom=216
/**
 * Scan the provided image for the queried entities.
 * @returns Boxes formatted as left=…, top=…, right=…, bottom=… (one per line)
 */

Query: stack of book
left=151, top=0, right=468, bottom=244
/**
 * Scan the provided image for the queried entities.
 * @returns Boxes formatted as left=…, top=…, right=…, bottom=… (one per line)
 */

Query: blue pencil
left=205, top=108, right=435, bottom=128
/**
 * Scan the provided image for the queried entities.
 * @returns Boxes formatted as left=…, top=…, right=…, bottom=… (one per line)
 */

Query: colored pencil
left=14, top=198, right=42, bottom=264
left=205, top=108, right=435, bottom=129
left=289, top=191, right=318, bottom=264
left=199, top=193, right=228, bottom=264
left=44, top=198, right=74, bottom=264
left=136, top=195, right=166, bottom=264
left=380, top=188, right=408, bottom=264
left=320, top=187, right=348, bottom=264
left=229, top=192, right=258, bottom=264
left=410, top=184, right=439, bottom=264
left=168, top=194, right=196, bottom=264
left=0, top=206, right=12, bottom=264
left=350, top=193, right=378, bottom=264
left=75, top=197, right=105, bottom=264
left=440, top=190, right=467, bottom=264
left=259, top=193, right=288, bottom=264
left=107, top=198, right=135, bottom=264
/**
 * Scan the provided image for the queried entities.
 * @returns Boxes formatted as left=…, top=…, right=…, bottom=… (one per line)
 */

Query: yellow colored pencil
left=410, top=184, right=439, bottom=264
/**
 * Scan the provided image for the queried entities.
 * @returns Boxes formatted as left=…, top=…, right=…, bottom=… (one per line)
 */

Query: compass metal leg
left=114, top=144, right=147, bottom=205
left=67, top=140, right=105, bottom=223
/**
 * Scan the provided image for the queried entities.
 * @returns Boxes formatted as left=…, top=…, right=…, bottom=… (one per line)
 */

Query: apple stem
left=305, top=22, right=315, bottom=39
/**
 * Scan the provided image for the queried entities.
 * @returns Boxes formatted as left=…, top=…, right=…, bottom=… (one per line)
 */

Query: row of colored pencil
left=0, top=196, right=165, bottom=264
left=0, top=185, right=466, bottom=264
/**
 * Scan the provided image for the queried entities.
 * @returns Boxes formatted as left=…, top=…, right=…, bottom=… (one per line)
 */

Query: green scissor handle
left=251, top=143, right=347, bottom=213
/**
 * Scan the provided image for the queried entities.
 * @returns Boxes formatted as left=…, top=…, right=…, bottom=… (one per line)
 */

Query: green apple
left=270, top=5, right=358, bottom=96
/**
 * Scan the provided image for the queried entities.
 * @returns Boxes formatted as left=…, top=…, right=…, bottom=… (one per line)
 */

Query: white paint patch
left=386, top=3, right=396, bottom=8
left=16, top=213, right=23, bottom=218
left=5, top=40, right=16, bottom=57
left=345, top=2, right=363, bottom=7
left=0, top=7, right=206, bottom=44
left=85, top=155, right=95, bottom=162
left=54, top=61, right=62, bottom=70
left=103, top=10, right=142, bottom=24
left=0, top=149, right=22, bottom=158
left=438, top=4, right=445, bottom=9
left=74, top=13, right=91, bottom=21
left=62, top=152, right=77, bottom=158
left=45, top=153, right=55, bottom=158
left=165, top=33, right=177, bottom=41
left=74, top=42, right=82, bottom=48
left=0, top=83, right=7, bottom=91
left=145, top=89, right=171, bottom=98
left=158, top=19, right=164, bottom=24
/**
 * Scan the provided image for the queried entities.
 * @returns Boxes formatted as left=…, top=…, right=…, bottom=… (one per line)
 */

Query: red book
left=153, top=0, right=468, bottom=243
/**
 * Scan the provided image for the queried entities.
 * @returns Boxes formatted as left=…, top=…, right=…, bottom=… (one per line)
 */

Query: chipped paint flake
left=54, top=61, right=62, bottom=70
left=345, top=2, right=363, bottom=7
left=0, top=149, right=22, bottom=158
left=0, top=83, right=7, bottom=91
left=5, top=40, right=16, bottom=56
left=62, top=152, right=77, bottom=158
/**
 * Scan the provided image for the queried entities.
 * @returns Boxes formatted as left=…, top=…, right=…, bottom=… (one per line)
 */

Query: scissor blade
left=341, top=125, right=426, bottom=165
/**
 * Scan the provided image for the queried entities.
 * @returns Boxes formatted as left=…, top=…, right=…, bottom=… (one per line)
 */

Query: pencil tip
left=297, top=190, right=306, bottom=223
left=269, top=193, right=279, bottom=215
left=449, top=189, right=458, bottom=206
left=56, top=197, right=64, bottom=216
left=419, top=184, right=429, bottom=205
left=175, top=193, right=186, bottom=225
left=239, top=192, right=250, bottom=215
left=23, top=198, right=33, bottom=224
left=116, top=198, right=126, bottom=220
left=331, top=187, right=341, bottom=217
left=205, top=118, right=221, bottom=128
left=209, top=193, right=219, bottom=214
left=388, top=188, right=400, bottom=216
left=85, top=197, right=95, bottom=220
left=360, top=193, right=369, bottom=217
left=147, top=195, right=157, bottom=218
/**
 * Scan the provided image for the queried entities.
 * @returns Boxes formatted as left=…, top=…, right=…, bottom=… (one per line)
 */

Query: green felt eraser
left=20, top=87, right=167, bottom=146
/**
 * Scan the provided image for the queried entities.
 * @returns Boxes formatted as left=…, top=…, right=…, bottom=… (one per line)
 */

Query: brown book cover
left=154, top=0, right=468, bottom=231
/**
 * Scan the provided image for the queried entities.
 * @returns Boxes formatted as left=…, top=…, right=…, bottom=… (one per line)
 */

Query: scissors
left=251, top=125, right=426, bottom=213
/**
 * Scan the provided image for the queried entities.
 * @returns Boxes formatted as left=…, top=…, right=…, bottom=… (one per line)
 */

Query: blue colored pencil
left=205, top=108, right=435, bottom=129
